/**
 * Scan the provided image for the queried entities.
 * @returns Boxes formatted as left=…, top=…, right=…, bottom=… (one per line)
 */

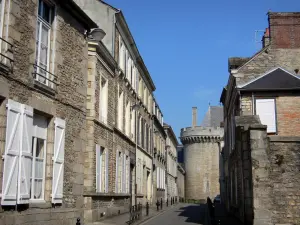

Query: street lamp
left=130, top=103, right=140, bottom=209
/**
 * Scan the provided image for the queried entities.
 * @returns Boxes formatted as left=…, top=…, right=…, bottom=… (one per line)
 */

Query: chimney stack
left=192, top=107, right=197, bottom=127
left=268, top=12, right=300, bottom=49
left=262, top=28, right=270, bottom=48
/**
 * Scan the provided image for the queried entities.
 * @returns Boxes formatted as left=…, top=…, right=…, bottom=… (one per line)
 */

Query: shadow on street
left=175, top=204, right=206, bottom=224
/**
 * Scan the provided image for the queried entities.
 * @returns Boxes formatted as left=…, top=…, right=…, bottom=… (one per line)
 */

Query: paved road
left=141, top=203, right=206, bottom=225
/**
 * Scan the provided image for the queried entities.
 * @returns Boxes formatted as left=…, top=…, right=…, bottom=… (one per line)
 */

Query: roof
left=61, top=0, right=98, bottom=30
left=228, top=57, right=251, bottom=71
left=163, top=123, right=179, bottom=146
left=115, top=12, right=156, bottom=91
left=201, top=106, right=223, bottom=127
left=238, top=67, right=300, bottom=91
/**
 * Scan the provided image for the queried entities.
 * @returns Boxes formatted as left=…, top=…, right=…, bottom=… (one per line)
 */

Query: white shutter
left=1, top=100, right=22, bottom=205
left=52, top=118, right=65, bottom=204
left=18, top=104, right=33, bottom=204
left=255, top=99, right=276, bottom=133
left=105, top=149, right=109, bottom=193
left=123, top=154, right=126, bottom=193
left=95, top=144, right=100, bottom=192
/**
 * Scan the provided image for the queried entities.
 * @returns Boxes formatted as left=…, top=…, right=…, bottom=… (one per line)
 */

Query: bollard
left=146, top=202, right=149, bottom=216
left=156, top=200, right=160, bottom=211
left=160, top=198, right=163, bottom=210
left=76, top=218, right=81, bottom=225
left=166, top=198, right=168, bottom=207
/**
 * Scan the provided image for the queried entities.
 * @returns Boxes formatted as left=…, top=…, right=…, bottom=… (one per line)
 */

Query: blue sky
left=106, top=0, right=300, bottom=139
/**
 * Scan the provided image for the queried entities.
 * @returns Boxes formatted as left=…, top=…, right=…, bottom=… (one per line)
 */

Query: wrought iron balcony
left=0, top=37, right=14, bottom=73
left=32, top=64, right=58, bottom=93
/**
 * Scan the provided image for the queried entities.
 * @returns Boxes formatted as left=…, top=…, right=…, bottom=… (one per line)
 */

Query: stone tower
left=180, top=106, right=223, bottom=201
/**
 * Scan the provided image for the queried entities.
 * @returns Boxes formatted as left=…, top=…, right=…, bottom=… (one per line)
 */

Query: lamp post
left=131, top=103, right=140, bottom=208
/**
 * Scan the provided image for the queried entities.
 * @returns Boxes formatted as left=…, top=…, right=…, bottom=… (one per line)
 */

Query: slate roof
left=239, top=67, right=300, bottom=91
left=201, top=106, right=223, bottom=127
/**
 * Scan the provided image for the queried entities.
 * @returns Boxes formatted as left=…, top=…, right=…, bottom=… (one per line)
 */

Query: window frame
left=30, top=114, right=48, bottom=202
left=254, top=97, right=277, bottom=134
left=35, top=0, right=53, bottom=87
left=99, top=75, right=108, bottom=124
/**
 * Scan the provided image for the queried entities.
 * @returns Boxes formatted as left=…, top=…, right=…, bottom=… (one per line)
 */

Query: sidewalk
left=88, top=203, right=181, bottom=225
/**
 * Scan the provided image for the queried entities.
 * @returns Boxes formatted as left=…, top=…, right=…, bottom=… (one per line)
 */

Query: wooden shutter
left=18, top=104, right=33, bottom=204
left=255, top=99, right=276, bottom=133
left=95, top=144, right=100, bottom=192
left=52, top=118, right=65, bottom=204
left=1, top=100, right=22, bottom=205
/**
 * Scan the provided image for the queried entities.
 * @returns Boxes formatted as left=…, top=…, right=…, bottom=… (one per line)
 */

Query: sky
left=105, top=0, right=300, bottom=139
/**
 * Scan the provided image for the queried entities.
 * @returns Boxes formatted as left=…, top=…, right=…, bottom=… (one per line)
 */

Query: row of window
left=1, top=99, right=65, bottom=205
left=119, top=36, right=153, bottom=114
left=96, top=146, right=130, bottom=194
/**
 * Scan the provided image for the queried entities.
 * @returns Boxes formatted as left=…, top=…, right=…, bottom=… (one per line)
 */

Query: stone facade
left=153, top=115, right=167, bottom=203
left=164, top=123, right=178, bottom=202
left=176, top=164, right=185, bottom=201
left=221, top=12, right=300, bottom=225
left=0, top=1, right=96, bottom=224
left=224, top=116, right=300, bottom=225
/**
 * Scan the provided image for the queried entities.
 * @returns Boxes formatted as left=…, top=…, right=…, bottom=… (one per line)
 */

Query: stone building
left=0, top=0, right=97, bottom=224
left=75, top=0, right=164, bottom=207
left=153, top=102, right=167, bottom=203
left=176, top=163, right=185, bottom=201
left=220, top=12, right=300, bottom=225
left=164, top=123, right=178, bottom=202
left=180, top=107, right=223, bottom=201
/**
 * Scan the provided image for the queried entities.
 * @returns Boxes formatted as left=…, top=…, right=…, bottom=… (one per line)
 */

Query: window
left=96, top=145, right=108, bottom=193
left=99, top=76, right=108, bottom=124
left=1, top=99, right=65, bottom=205
left=125, top=100, right=130, bottom=136
left=31, top=114, right=48, bottom=200
left=35, top=0, right=53, bottom=86
left=119, top=37, right=125, bottom=72
left=118, top=89, right=124, bottom=130
left=130, top=109, right=135, bottom=140
left=255, top=98, right=276, bottom=133
left=123, top=154, right=130, bottom=193
left=137, top=158, right=141, bottom=194
left=115, top=151, right=123, bottom=193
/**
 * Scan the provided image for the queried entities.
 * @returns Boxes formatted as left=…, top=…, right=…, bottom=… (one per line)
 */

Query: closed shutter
left=95, top=144, right=100, bottom=192
left=255, top=99, right=276, bottom=133
left=52, top=118, right=65, bottom=204
left=18, top=104, right=33, bottom=204
left=1, top=100, right=22, bottom=205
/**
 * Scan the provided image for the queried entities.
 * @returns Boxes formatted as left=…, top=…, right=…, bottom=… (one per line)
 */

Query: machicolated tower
left=180, top=106, right=223, bottom=201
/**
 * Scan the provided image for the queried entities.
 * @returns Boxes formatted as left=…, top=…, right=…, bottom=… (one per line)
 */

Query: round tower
left=180, top=107, right=223, bottom=201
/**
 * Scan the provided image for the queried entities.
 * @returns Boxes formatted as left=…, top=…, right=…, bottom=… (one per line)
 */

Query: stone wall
left=0, top=1, right=89, bottom=224
left=268, top=136, right=300, bottom=225
left=228, top=116, right=300, bottom=225
left=177, top=167, right=185, bottom=200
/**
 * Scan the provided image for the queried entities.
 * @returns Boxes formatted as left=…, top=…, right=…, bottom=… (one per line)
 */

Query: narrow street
left=141, top=203, right=206, bottom=225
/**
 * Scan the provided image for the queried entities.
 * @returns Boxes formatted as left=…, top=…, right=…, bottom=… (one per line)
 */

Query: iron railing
left=32, top=64, right=58, bottom=91
left=0, top=37, right=14, bottom=71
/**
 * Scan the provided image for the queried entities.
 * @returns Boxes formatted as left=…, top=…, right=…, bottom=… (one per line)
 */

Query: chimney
left=262, top=28, right=270, bottom=48
left=269, top=12, right=300, bottom=48
left=192, top=107, right=197, bottom=127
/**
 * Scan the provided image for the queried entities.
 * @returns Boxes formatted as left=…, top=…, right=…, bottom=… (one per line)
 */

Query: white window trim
left=99, top=75, right=108, bottom=124
left=35, top=1, right=53, bottom=88
left=255, top=98, right=277, bottom=133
